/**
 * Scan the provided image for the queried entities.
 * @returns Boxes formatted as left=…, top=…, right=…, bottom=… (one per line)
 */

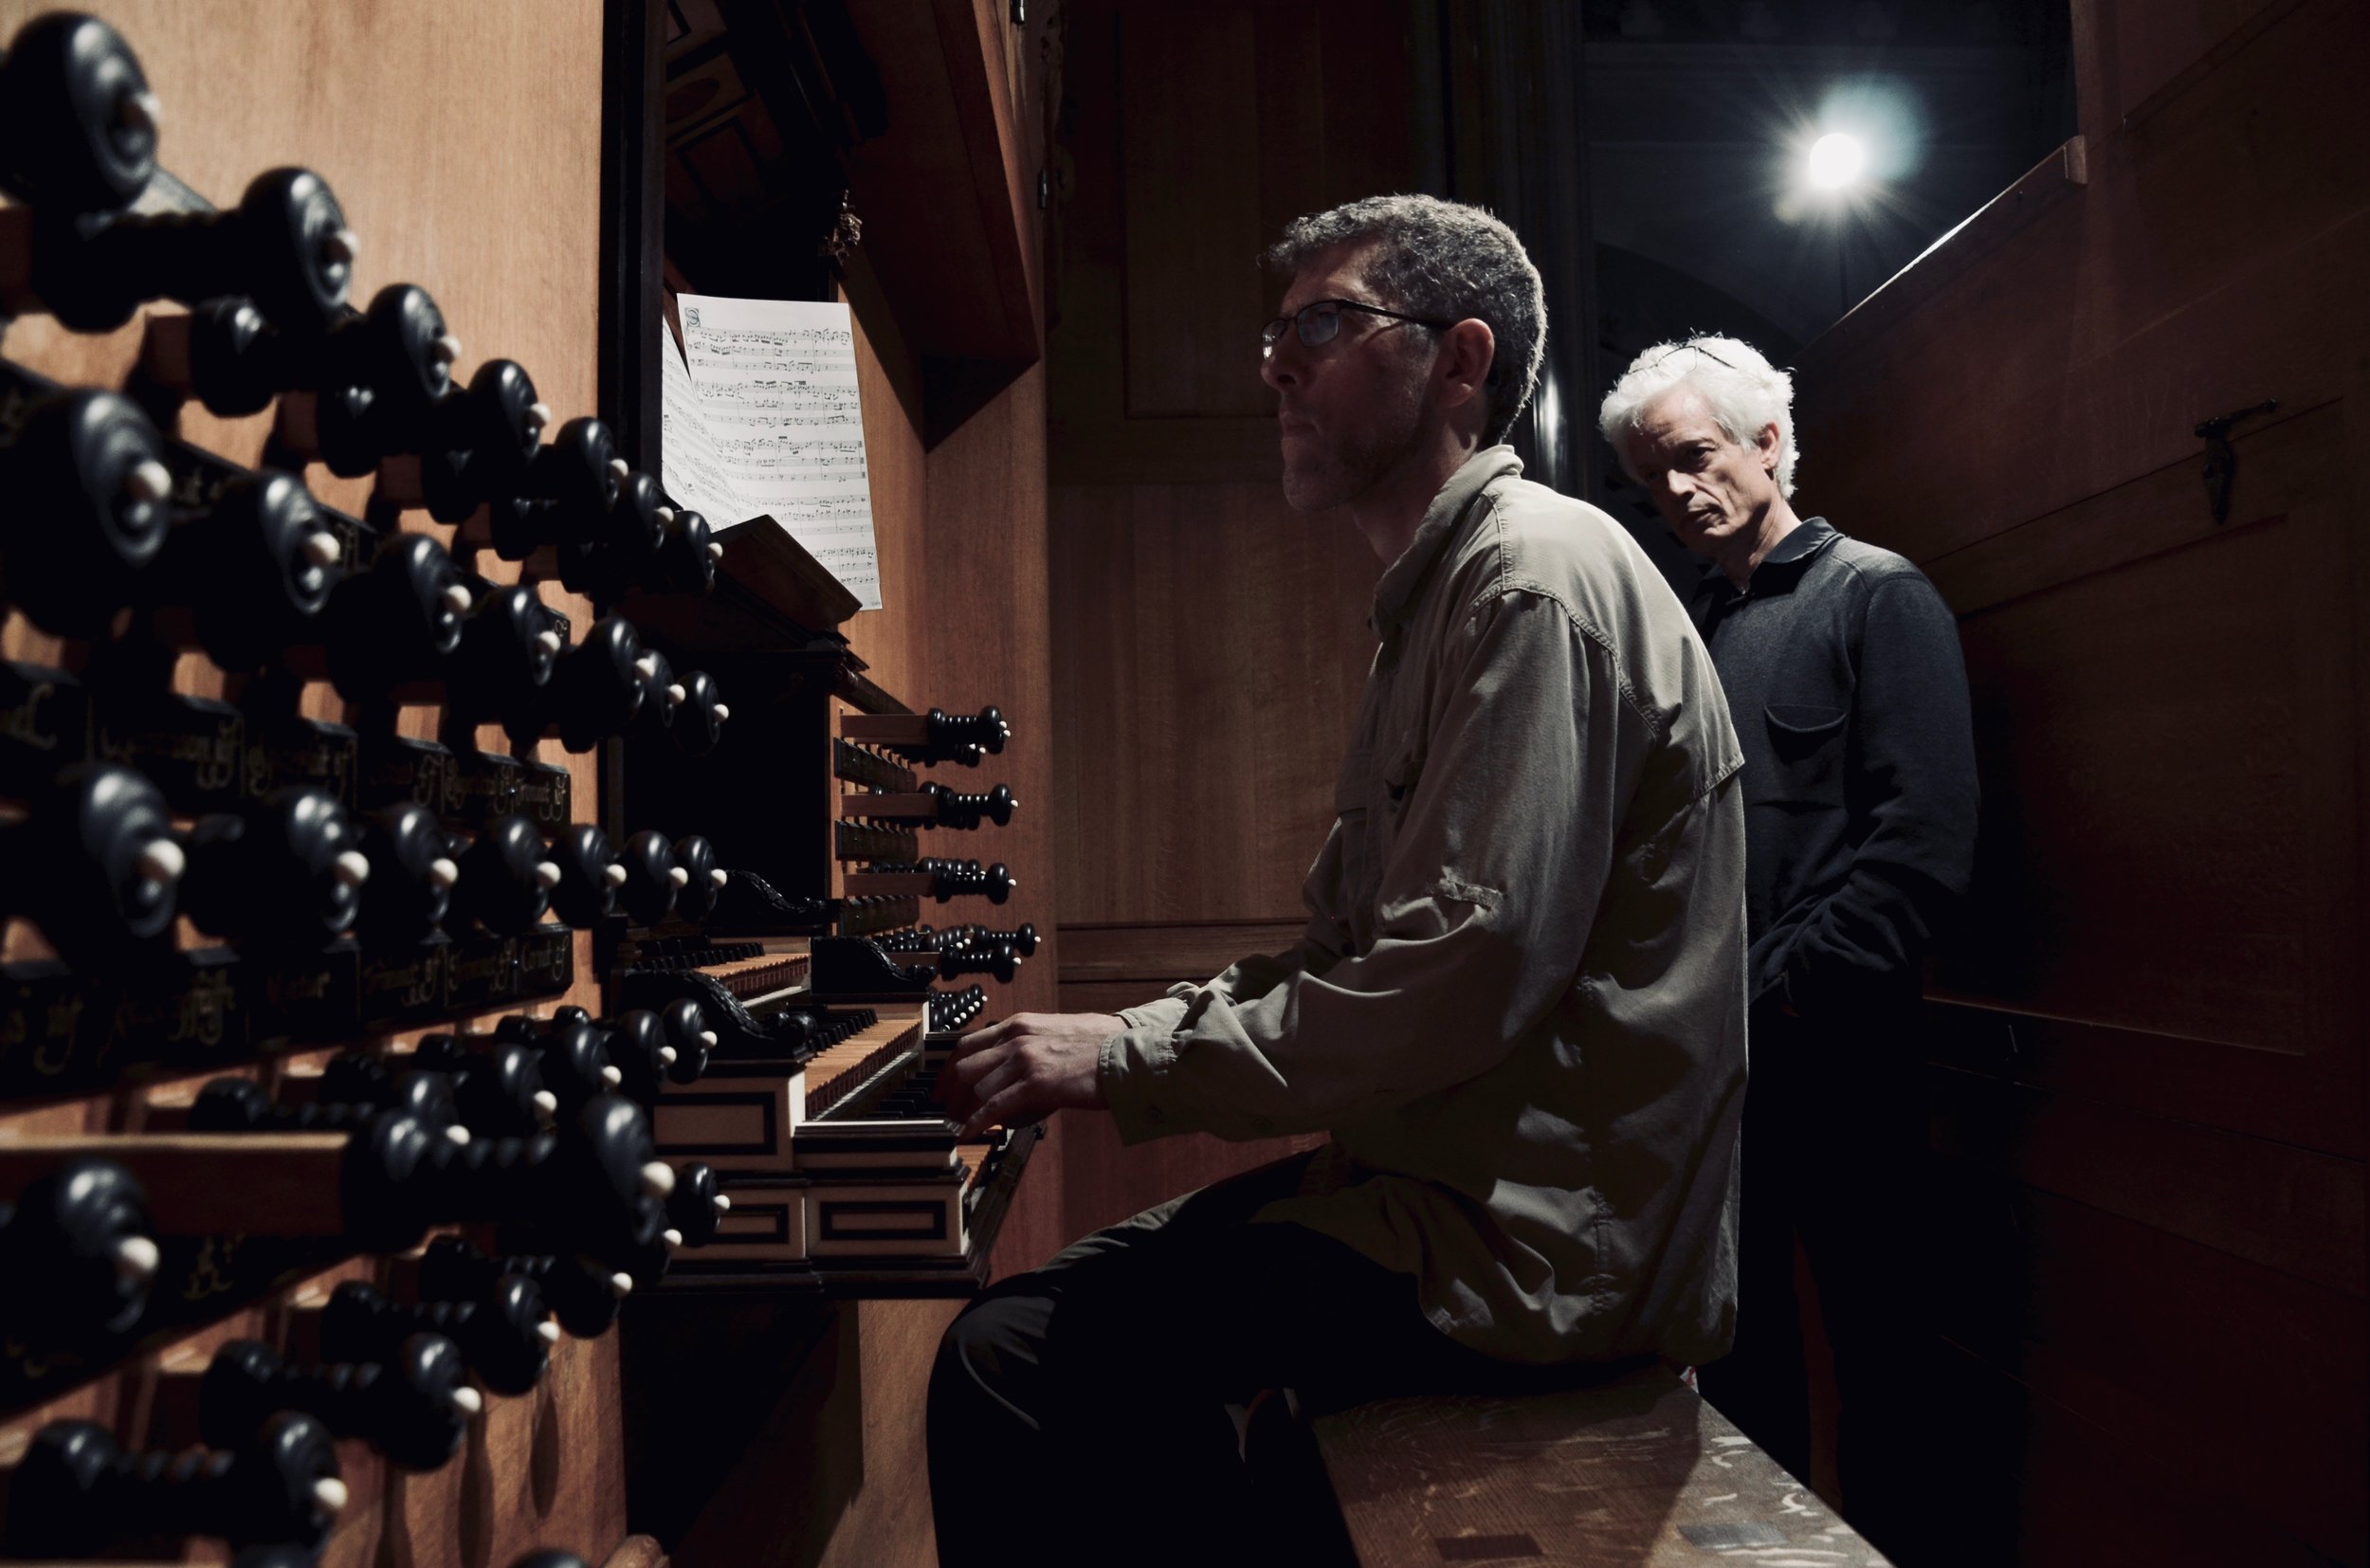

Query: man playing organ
left=928, top=194, right=1750, bottom=1565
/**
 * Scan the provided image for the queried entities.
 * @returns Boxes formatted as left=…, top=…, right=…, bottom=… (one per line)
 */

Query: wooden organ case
left=0, top=4, right=1064, bottom=1567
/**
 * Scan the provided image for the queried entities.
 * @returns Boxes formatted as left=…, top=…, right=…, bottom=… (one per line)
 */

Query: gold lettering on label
left=0, top=679, right=59, bottom=750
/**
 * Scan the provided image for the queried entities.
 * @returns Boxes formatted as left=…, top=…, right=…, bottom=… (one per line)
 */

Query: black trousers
left=927, top=1151, right=1564, bottom=1568
left=1696, top=1004, right=1931, bottom=1561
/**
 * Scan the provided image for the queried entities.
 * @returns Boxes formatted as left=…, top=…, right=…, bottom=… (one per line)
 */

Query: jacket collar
left=1373, top=446, right=1523, bottom=632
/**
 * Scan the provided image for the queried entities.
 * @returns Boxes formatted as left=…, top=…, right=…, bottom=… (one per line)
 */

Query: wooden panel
left=1926, top=1176, right=2366, bottom=1561
left=1316, top=1372, right=1887, bottom=1567
left=2113, top=0, right=2301, bottom=124
left=1048, top=483, right=1377, bottom=925
left=1789, top=0, right=2370, bottom=1559
left=840, top=253, right=931, bottom=706
left=1946, top=501, right=2357, bottom=1057
left=1058, top=920, right=1309, bottom=983
left=1793, top=0, right=2370, bottom=566
left=1050, top=0, right=1415, bottom=484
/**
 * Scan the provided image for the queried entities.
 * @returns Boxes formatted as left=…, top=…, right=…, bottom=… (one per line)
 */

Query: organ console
left=0, top=9, right=1048, bottom=1563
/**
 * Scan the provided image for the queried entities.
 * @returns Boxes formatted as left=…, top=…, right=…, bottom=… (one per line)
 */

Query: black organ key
left=195, top=1333, right=480, bottom=1472
left=178, top=787, right=370, bottom=950
left=3, top=164, right=355, bottom=336
left=0, top=387, right=174, bottom=637
left=319, top=1275, right=554, bottom=1398
left=514, top=1554, right=593, bottom=1568
left=0, top=11, right=159, bottom=217
left=0, top=761, right=185, bottom=964
left=0, top=1157, right=158, bottom=1356
left=1, top=1413, right=345, bottom=1558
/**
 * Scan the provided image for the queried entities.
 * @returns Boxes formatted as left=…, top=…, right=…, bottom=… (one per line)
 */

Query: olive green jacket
left=1103, top=446, right=1748, bottom=1366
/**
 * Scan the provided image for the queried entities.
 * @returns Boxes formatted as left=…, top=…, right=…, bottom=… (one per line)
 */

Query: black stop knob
left=356, top=803, right=461, bottom=945
left=665, top=1161, right=728, bottom=1246
left=0, top=388, right=173, bottom=636
left=451, top=814, right=560, bottom=936
left=0, top=1158, right=155, bottom=1349
left=199, top=1333, right=478, bottom=1473
left=447, top=583, right=563, bottom=739
left=147, top=467, right=342, bottom=671
left=671, top=668, right=730, bottom=757
left=4, top=1412, right=343, bottom=1557
left=0, top=11, right=157, bottom=216
left=180, top=787, right=370, bottom=948
left=320, top=1276, right=553, bottom=1398
left=616, top=829, right=685, bottom=927
left=0, top=762, right=184, bottom=963
left=322, top=531, right=471, bottom=702
left=531, top=614, right=647, bottom=753
left=547, top=823, right=623, bottom=929
left=672, top=834, right=724, bottom=921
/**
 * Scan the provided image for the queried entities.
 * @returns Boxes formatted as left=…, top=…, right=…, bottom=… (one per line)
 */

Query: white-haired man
left=1598, top=337, right=1978, bottom=1555
left=926, top=198, right=1749, bottom=1566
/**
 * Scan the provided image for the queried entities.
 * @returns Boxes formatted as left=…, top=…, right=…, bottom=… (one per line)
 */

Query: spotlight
left=1806, top=132, right=1867, bottom=191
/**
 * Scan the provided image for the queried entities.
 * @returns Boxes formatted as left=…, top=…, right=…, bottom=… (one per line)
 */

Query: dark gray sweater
left=1688, top=518, right=1978, bottom=1019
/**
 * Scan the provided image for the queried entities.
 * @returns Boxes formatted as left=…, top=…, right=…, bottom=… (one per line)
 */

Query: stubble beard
left=1278, top=378, right=1431, bottom=515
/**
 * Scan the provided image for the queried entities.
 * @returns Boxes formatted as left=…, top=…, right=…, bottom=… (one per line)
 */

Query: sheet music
left=677, top=293, right=883, bottom=611
left=657, top=319, right=751, bottom=533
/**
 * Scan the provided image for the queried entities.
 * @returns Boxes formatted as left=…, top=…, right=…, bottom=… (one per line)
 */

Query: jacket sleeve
left=1100, top=588, right=1632, bottom=1142
left=1770, top=570, right=1978, bottom=1014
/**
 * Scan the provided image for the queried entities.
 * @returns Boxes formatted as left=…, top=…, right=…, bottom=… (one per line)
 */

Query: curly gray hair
left=1262, top=194, right=1546, bottom=447
left=1596, top=337, right=1802, bottom=499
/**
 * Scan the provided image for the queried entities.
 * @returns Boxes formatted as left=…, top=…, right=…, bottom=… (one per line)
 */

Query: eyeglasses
left=1261, top=298, right=1456, bottom=359
left=1644, top=337, right=1741, bottom=373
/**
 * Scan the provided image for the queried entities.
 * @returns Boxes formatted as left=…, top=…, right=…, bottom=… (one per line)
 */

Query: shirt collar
left=1693, top=516, right=1840, bottom=604
left=1372, top=446, right=1524, bottom=632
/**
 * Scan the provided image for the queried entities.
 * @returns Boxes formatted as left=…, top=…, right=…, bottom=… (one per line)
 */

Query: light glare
left=1806, top=132, right=1867, bottom=191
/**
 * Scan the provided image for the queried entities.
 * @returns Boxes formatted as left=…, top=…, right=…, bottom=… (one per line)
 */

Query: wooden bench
left=1308, top=1370, right=1891, bottom=1566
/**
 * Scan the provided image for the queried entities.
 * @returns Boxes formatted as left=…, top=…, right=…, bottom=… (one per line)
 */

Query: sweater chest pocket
left=1762, top=704, right=1849, bottom=803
